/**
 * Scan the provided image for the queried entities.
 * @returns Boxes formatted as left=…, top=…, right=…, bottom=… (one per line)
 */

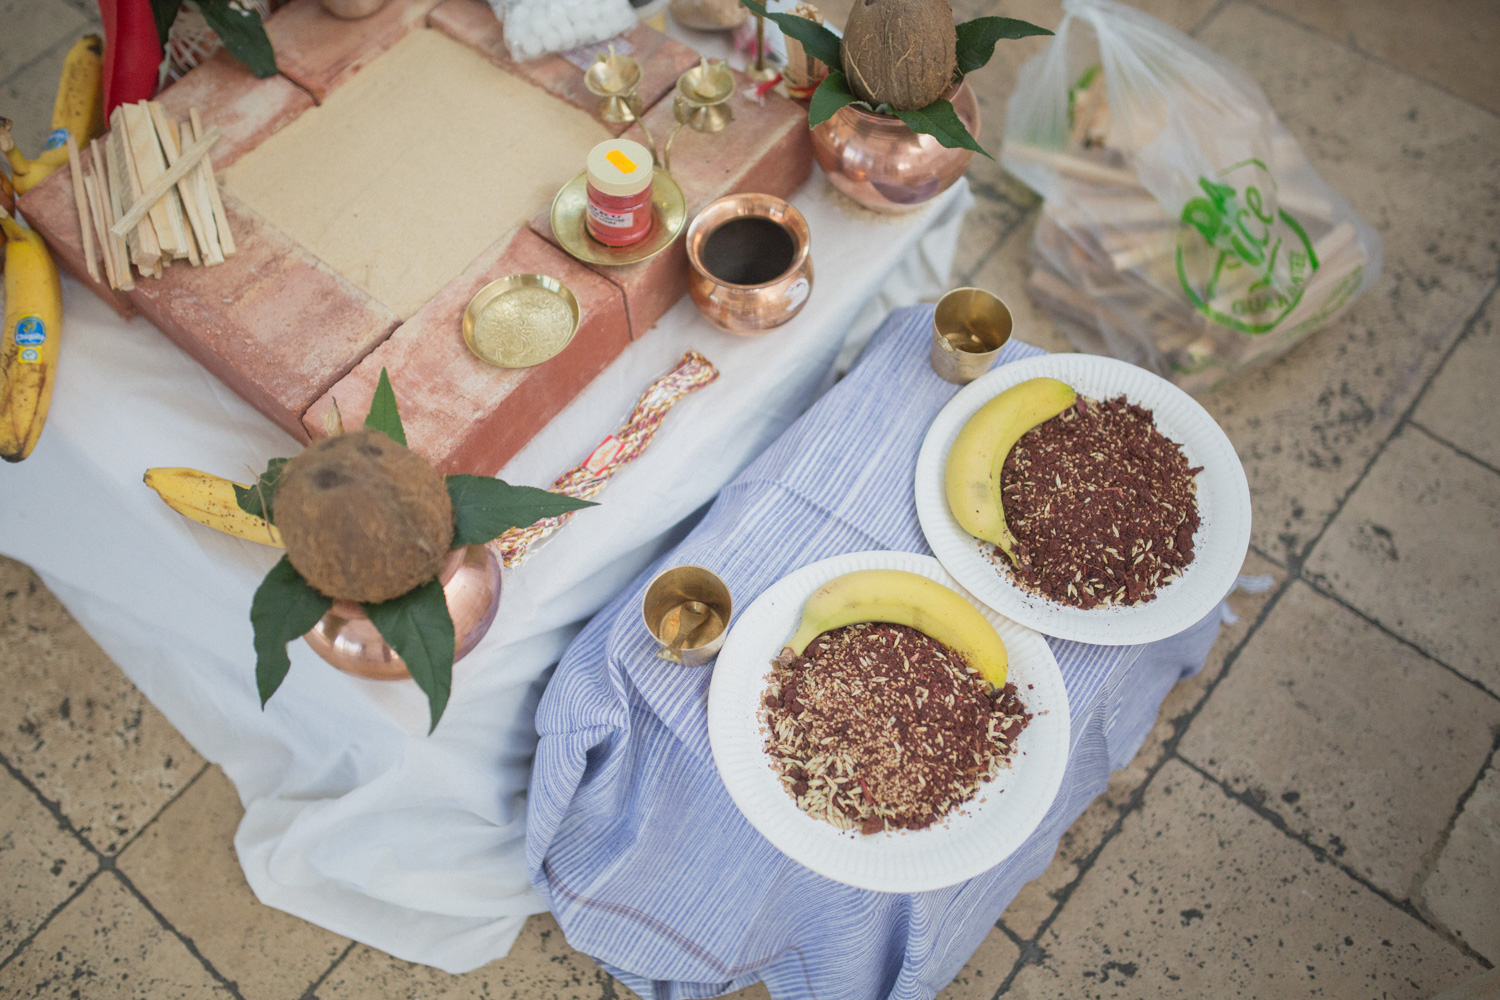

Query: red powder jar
left=585, top=138, right=655, bottom=247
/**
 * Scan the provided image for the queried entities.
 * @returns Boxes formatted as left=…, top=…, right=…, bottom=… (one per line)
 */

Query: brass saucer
left=462, top=274, right=580, bottom=369
left=549, top=168, right=688, bottom=268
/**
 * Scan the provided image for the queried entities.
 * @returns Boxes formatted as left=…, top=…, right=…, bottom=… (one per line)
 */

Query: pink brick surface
left=265, top=0, right=446, bottom=102
left=155, top=49, right=315, bottom=170
left=127, top=194, right=401, bottom=442
left=19, top=168, right=136, bottom=319
left=427, top=0, right=700, bottom=135
left=303, top=226, right=630, bottom=475
left=529, top=70, right=814, bottom=338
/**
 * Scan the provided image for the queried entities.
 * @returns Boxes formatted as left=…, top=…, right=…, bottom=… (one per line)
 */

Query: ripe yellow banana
left=0, top=209, right=63, bottom=461
left=143, top=468, right=284, bottom=547
left=944, top=377, right=1077, bottom=564
left=0, top=35, right=105, bottom=194
left=786, top=569, right=1008, bottom=687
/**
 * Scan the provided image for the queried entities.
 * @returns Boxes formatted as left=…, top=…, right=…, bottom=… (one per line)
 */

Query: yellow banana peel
left=143, top=467, right=285, bottom=547
left=1, top=35, right=105, bottom=194
left=0, top=209, right=63, bottom=461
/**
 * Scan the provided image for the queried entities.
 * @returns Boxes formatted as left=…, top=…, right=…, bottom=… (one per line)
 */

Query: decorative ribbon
left=492, top=351, right=720, bottom=567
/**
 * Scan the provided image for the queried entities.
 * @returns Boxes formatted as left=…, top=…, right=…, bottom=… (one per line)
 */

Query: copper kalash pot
left=303, top=544, right=502, bottom=680
left=812, top=81, right=981, bottom=213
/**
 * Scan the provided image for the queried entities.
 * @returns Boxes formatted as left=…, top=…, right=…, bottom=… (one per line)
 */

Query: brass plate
left=550, top=168, right=688, bottom=268
left=461, top=274, right=581, bottom=369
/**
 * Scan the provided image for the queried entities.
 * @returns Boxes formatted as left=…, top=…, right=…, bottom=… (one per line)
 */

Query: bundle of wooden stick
left=1007, top=77, right=1371, bottom=393
left=64, top=101, right=233, bottom=291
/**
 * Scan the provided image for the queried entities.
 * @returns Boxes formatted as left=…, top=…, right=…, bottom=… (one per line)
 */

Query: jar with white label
left=585, top=138, right=655, bottom=247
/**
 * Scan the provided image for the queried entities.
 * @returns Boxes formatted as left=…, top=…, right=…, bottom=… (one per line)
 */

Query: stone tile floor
left=2, top=0, right=1498, bottom=996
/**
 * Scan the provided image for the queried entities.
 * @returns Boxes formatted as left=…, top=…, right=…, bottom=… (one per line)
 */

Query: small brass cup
left=930, top=287, right=1013, bottom=384
left=642, top=566, right=732, bottom=667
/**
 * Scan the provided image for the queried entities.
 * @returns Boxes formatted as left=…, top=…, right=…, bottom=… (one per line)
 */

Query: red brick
left=127, top=194, right=401, bottom=442
left=529, top=69, right=814, bottom=338
left=155, top=49, right=314, bottom=170
left=427, top=0, right=700, bottom=135
left=303, top=227, right=629, bottom=475
left=266, top=0, right=446, bottom=102
left=18, top=167, right=135, bottom=319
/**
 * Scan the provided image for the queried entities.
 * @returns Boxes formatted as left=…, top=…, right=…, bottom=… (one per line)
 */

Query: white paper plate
left=707, top=551, right=1070, bottom=893
left=914, top=354, right=1252, bottom=645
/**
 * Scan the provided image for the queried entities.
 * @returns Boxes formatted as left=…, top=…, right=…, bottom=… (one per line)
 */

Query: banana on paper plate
left=786, top=568, right=1009, bottom=687
left=0, top=209, right=63, bottom=462
left=0, top=35, right=105, bottom=194
left=143, top=468, right=284, bottom=547
left=943, top=377, right=1077, bottom=566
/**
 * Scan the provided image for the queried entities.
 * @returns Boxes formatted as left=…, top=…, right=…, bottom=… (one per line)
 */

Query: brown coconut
left=841, top=0, right=957, bottom=111
left=275, top=429, right=454, bottom=604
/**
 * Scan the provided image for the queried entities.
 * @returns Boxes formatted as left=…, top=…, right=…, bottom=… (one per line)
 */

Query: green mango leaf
left=365, top=580, right=454, bottom=733
left=953, top=16, right=1054, bottom=77
left=250, top=557, right=333, bottom=708
left=740, top=0, right=843, bottom=70
left=198, top=0, right=278, bottom=79
left=151, top=0, right=185, bottom=49
left=808, top=71, right=863, bottom=128
left=894, top=99, right=992, bottom=158
left=445, top=475, right=598, bottom=547
left=234, top=456, right=288, bottom=524
left=363, top=367, right=407, bottom=447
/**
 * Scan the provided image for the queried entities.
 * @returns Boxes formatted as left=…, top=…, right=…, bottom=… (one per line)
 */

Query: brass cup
left=642, top=565, right=732, bottom=667
left=585, top=53, right=643, bottom=125
left=685, top=193, right=813, bottom=334
left=303, top=545, right=502, bottom=680
left=930, top=288, right=1013, bottom=384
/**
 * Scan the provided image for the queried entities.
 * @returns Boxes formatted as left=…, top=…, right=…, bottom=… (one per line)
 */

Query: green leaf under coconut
left=894, top=99, right=992, bottom=158
left=739, top=0, right=843, bottom=69
left=808, top=71, right=864, bottom=128
left=150, top=0, right=184, bottom=49
left=364, top=367, right=407, bottom=447
left=954, top=16, right=1054, bottom=77
left=235, top=456, right=288, bottom=524
left=364, top=579, right=455, bottom=733
left=250, top=556, right=333, bottom=708
left=445, top=475, right=598, bottom=547
left=198, top=0, right=278, bottom=79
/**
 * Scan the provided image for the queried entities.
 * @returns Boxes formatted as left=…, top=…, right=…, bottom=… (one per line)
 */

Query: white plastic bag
left=1000, top=0, right=1382, bottom=393
left=490, top=0, right=638, bottom=62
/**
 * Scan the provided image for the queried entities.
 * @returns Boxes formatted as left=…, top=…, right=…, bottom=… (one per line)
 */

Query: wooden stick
left=164, top=113, right=221, bottom=264
left=110, top=106, right=161, bottom=275
left=1005, top=143, right=1141, bottom=189
left=124, top=102, right=188, bottom=260
left=92, top=138, right=133, bottom=290
left=65, top=136, right=100, bottom=283
left=83, top=169, right=117, bottom=288
left=109, top=125, right=220, bottom=239
left=190, top=110, right=233, bottom=255
left=145, top=102, right=206, bottom=266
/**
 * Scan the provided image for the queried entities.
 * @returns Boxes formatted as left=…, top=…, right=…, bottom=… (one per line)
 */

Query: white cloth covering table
left=0, top=175, right=973, bottom=972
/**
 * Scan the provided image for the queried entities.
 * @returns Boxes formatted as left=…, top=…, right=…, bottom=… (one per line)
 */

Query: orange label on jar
left=605, top=148, right=639, bottom=174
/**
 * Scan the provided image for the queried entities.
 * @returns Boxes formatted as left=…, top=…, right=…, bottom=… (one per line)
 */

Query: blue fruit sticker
left=19, top=348, right=40, bottom=363
left=14, top=317, right=46, bottom=347
left=43, top=128, right=70, bottom=151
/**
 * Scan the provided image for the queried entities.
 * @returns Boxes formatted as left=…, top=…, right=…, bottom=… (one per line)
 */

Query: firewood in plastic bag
left=1000, top=0, right=1382, bottom=393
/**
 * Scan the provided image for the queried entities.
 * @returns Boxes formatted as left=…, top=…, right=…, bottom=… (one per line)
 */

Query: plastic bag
left=489, top=0, right=637, bottom=62
left=1000, top=0, right=1382, bottom=394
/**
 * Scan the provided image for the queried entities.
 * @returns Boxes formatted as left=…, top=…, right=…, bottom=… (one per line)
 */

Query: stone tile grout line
left=1405, top=419, right=1500, bottom=480
left=297, top=940, right=360, bottom=1000
left=1299, top=571, right=1500, bottom=703
left=1174, top=754, right=1496, bottom=969
left=1408, top=732, right=1500, bottom=946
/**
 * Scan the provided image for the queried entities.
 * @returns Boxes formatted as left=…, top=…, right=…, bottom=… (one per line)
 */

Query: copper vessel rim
left=686, top=195, right=811, bottom=291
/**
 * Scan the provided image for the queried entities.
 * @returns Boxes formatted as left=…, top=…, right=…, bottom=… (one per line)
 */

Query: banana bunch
left=143, top=468, right=284, bottom=546
left=944, top=378, right=1077, bottom=565
left=786, top=569, right=1008, bottom=686
left=0, top=209, right=63, bottom=461
left=0, top=35, right=105, bottom=195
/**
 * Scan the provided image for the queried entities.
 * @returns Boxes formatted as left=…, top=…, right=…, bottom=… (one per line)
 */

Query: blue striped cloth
left=526, top=306, right=1222, bottom=1000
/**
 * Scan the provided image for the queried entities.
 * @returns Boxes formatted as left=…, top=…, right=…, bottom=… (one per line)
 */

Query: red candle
left=585, top=139, right=654, bottom=247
